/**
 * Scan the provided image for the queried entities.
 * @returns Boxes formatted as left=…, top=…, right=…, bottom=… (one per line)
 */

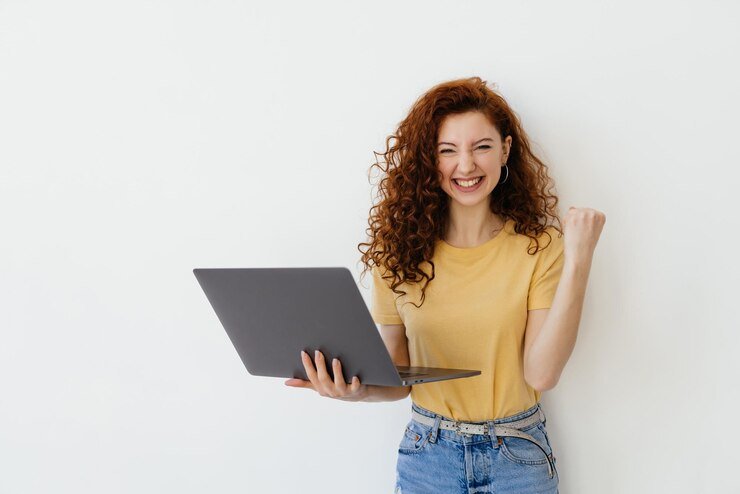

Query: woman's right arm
left=359, top=323, right=412, bottom=402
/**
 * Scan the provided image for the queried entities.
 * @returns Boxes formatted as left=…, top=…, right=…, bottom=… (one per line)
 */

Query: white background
left=1, top=1, right=738, bottom=492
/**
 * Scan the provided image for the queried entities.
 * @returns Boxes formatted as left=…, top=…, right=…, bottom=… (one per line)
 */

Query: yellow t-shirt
left=370, top=218, right=565, bottom=421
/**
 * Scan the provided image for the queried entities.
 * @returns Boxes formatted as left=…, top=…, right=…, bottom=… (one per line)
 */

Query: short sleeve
left=527, top=229, right=565, bottom=310
left=370, top=265, right=404, bottom=325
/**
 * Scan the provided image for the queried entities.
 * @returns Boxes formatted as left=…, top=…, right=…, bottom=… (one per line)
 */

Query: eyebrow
left=437, top=137, right=494, bottom=147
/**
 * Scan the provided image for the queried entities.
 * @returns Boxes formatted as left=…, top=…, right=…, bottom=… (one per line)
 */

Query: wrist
left=564, top=256, right=591, bottom=274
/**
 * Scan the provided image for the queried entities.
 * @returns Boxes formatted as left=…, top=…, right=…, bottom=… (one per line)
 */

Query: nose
left=457, top=149, right=477, bottom=174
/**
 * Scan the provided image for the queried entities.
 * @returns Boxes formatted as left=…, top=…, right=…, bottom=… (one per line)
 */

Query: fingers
left=298, top=350, right=355, bottom=398
left=313, top=351, right=337, bottom=396
left=301, top=350, right=320, bottom=390
left=338, top=376, right=364, bottom=402
left=301, top=350, right=334, bottom=396
left=284, top=378, right=314, bottom=390
left=349, top=375, right=361, bottom=394
left=294, top=349, right=365, bottom=400
left=332, top=357, right=348, bottom=394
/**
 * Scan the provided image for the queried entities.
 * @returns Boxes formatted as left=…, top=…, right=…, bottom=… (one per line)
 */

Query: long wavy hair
left=357, top=76, right=563, bottom=309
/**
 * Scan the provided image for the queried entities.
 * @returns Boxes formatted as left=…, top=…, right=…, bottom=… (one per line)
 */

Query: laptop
left=193, top=267, right=481, bottom=386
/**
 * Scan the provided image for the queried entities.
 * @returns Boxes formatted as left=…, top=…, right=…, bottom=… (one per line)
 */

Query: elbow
left=525, top=371, right=558, bottom=393
left=535, top=378, right=558, bottom=392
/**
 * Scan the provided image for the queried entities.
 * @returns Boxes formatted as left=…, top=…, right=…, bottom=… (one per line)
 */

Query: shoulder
left=539, top=225, right=563, bottom=248
left=506, top=221, right=563, bottom=256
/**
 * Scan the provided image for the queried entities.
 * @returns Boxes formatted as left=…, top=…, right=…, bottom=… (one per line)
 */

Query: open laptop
left=193, top=267, right=481, bottom=386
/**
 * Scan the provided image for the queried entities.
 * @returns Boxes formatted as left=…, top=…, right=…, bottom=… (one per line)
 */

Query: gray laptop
left=193, top=267, right=481, bottom=386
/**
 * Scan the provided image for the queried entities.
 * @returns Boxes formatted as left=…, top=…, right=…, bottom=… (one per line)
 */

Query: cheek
left=437, top=171, right=452, bottom=191
left=438, top=163, right=454, bottom=181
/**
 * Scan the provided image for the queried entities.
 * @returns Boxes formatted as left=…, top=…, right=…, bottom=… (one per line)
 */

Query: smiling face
left=436, top=111, right=512, bottom=206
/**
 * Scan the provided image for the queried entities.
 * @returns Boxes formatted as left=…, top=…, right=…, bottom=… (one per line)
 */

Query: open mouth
left=453, top=176, right=484, bottom=191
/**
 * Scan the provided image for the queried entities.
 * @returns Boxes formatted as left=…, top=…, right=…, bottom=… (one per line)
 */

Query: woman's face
left=436, top=111, right=511, bottom=206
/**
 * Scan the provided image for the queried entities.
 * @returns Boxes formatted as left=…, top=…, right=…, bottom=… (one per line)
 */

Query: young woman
left=285, top=76, right=605, bottom=493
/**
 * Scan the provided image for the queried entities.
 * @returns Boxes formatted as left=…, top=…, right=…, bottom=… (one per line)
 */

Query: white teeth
left=455, top=177, right=482, bottom=187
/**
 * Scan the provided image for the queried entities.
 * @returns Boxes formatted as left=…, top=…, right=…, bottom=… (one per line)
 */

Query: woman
left=285, top=76, right=605, bottom=493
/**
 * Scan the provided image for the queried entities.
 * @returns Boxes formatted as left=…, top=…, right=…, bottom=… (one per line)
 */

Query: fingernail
left=315, top=350, right=319, bottom=359
left=301, top=350, right=306, bottom=358
left=333, top=358, right=338, bottom=365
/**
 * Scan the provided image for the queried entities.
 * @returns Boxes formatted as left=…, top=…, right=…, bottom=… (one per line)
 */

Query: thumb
left=284, top=378, right=308, bottom=387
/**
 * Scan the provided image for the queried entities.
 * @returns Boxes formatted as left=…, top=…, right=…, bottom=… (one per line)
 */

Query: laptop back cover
left=193, top=267, right=405, bottom=386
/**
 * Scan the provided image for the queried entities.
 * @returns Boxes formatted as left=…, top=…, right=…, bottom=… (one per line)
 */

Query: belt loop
left=428, top=414, right=442, bottom=443
left=538, top=402, right=546, bottom=425
left=486, top=419, right=498, bottom=447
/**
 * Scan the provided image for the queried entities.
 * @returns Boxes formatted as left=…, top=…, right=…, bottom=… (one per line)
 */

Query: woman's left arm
left=523, top=207, right=606, bottom=391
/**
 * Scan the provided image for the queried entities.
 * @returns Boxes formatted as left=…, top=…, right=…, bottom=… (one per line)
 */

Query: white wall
left=1, top=1, right=738, bottom=492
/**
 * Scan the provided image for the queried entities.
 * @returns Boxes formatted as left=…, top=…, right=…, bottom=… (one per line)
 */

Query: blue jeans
left=394, top=401, right=559, bottom=493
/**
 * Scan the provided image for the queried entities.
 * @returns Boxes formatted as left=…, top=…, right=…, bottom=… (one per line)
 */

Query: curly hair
left=357, top=76, right=563, bottom=310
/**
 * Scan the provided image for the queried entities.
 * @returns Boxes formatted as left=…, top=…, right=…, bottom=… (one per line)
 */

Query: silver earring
left=500, top=164, right=509, bottom=184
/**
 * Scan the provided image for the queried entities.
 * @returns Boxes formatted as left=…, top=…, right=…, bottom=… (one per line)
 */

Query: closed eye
left=440, top=145, right=491, bottom=154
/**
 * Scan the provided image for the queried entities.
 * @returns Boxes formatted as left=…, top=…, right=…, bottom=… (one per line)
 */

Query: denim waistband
left=411, top=401, right=544, bottom=427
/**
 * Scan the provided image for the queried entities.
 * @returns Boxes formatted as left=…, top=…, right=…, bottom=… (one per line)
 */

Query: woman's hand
left=284, top=350, right=367, bottom=402
left=562, top=206, right=606, bottom=266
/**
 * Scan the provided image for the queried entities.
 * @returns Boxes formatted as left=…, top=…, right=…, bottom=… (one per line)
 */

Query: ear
left=503, top=135, right=513, bottom=154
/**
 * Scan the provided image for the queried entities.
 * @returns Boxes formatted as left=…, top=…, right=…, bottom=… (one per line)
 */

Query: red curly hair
left=357, top=76, right=563, bottom=309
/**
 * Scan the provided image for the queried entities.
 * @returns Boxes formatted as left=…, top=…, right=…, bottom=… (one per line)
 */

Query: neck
left=444, top=202, right=504, bottom=248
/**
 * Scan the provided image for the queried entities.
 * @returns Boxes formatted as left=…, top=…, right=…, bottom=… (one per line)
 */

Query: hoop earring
left=499, top=164, right=509, bottom=184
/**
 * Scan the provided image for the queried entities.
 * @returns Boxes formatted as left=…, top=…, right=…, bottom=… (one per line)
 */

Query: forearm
left=527, top=259, right=591, bottom=389
left=359, top=384, right=411, bottom=402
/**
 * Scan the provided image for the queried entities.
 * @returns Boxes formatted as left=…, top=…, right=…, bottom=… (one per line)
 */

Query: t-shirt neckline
left=436, top=218, right=514, bottom=258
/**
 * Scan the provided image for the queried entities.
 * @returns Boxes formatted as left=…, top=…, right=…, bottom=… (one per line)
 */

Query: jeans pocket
left=499, top=423, right=552, bottom=466
left=538, top=422, right=559, bottom=479
left=537, top=423, right=555, bottom=455
left=398, top=420, right=431, bottom=454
